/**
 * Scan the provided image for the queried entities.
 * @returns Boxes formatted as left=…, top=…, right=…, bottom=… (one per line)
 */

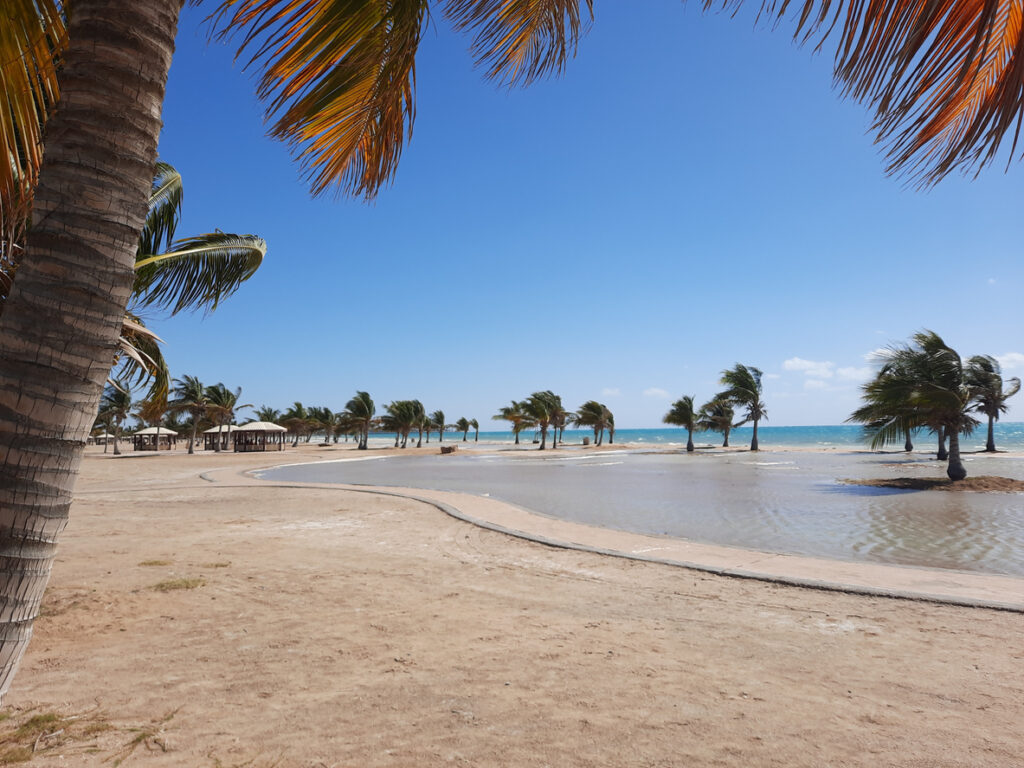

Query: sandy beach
left=4, top=443, right=1023, bottom=766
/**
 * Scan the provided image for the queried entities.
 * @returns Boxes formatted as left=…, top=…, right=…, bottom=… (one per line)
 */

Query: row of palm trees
left=491, top=393, right=615, bottom=450
left=847, top=331, right=1020, bottom=481
left=663, top=364, right=767, bottom=452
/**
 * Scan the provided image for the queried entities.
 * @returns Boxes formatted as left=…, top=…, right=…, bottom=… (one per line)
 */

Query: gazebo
left=132, top=427, right=178, bottom=451
left=90, top=432, right=116, bottom=446
left=234, top=421, right=288, bottom=452
left=203, top=424, right=239, bottom=451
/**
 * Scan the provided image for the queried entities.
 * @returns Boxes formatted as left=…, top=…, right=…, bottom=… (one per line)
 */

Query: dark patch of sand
left=844, top=475, right=1024, bottom=492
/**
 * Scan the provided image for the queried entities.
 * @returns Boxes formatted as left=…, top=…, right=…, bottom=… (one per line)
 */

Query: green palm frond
left=132, top=232, right=266, bottom=315
left=444, top=0, right=594, bottom=87
left=114, top=314, right=170, bottom=400
left=138, top=162, right=184, bottom=257
left=207, top=0, right=428, bottom=199
left=0, top=0, right=65, bottom=227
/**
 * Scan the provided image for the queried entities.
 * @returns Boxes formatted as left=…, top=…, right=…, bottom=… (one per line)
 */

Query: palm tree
left=470, top=418, right=479, bottom=442
left=343, top=392, right=375, bottom=450
left=697, top=398, right=735, bottom=448
left=97, top=382, right=133, bottom=456
left=848, top=331, right=980, bottom=481
left=522, top=391, right=562, bottom=450
left=383, top=401, right=420, bottom=448
left=5, top=0, right=1024, bottom=704
left=455, top=417, right=471, bottom=442
left=282, top=402, right=312, bottom=447
left=254, top=405, right=282, bottom=423
left=719, top=364, right=767, bottom=451
left=168, top=376, right=209, bottom=455
left=308, top=406, right=339, bottom=444
left=430, top=410, right=446, bottom=443
left=664, top=396, right=699, bottom=452
left=206, top=383, right=251, bottom=452
left=493, top=401, right=534, bottom=445
left=574, top=401, right=612, bottom=445
left=967, top=356, right=1021, bottom=452
left=134, top=393, right=169, bottom=451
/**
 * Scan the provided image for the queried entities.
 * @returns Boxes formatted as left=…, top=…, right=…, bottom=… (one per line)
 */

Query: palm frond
left=0, top=0, right=65, bottom=229
left=734, top=0, right=1024, bottom=184
left=444, top=0, right=594, bottom=86
left=138, top=162, right=184, bottom=256
left=132, top=232, right=266, bottom=315
left=207, top=0, right=428, bottom=199
left=113, top=313, right=170, bottom=400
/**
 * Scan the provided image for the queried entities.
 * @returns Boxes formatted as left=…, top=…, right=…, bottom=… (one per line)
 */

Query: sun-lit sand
left=4, top=443, right=1022, bottom=766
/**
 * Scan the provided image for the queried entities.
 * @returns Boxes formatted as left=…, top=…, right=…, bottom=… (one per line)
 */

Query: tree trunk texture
left=904, top=430, right=913, bottom=452
left=750, top=420, right=759, bottom=451
left=686, top=429, right=694, bottom=452
left=723, top=428, right=730, bottom=448
left=986, top=415, right=996, bottom=452
left=937, top=426, right=948, bottom=461
left=946, top=429, right=967, bottom=481
left=0, top=0, right=183, bottom=701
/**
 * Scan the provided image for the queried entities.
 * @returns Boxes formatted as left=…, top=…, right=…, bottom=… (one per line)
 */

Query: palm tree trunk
left=904, top=429, right=913, bottom=452
left=937, top=426, right=948, bottom=461
left=686, top=428, right=694, bottom=452
left=0, top=0, right=182, bottom=701
left=986, top=414, right=996, bottom=452
left=113, top=422, right=122, bottom=456
left=723, top=427, right=730, bottom=448
left=514, top=430, right=519, bottom=445
left=188, top=421, right=197, bottom=454
left=750, top=419, right=759, bottom=451
left=946, top=429, right=967, bottom=481
left=539, top=426, right=547, bottom=450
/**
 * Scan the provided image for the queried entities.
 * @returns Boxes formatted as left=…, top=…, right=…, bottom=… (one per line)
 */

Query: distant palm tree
left=430, top=410, right=446, bottom=443
left=134, top=393, right=169, bottom=451
left=455, top=417, right=471, bottom=442
left=574, top=401, right=612, bottom=445
left=206, top=383, right=251, bottom=452
left=719, top=364, right=767, bottom=451
left=470, top=418, right=479, bottom=442
left=848, top=331, right=979, bottom=480
left=282, top=402, right=312, bottom=447
left=168, top=375, right=208, bottom=454
left=493, top=401, right=534, bottom=445
left=383, top=401, right=421, bottom=448
left=664, top=396, right=699, bottom=452
left=522, top=391, right=562, bottom=450
left=97, top=381, right=133, bottom=456
left=343, top=392, right=375, bottom=450
left=967, top=355, right=1021, bottom=452
left=254, top=405, right=282, bottom=423
left=697, top=398, right=735, bottom=448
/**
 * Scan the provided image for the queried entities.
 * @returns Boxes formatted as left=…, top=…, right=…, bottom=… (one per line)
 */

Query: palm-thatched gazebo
left=234, top=421, right=288, bottom=452
left=132, top=427, right=178, bottom=451
left=203, top=424, right=240, bottom=451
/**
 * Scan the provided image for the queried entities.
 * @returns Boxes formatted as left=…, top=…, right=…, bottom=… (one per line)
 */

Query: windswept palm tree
left=719, top=364, right=767, bottom=451
left=282, top=402, right=312, bottom=447
left=493, top=401, right=534, bottom=445
left=697, top=398, right=735, bottom=448
left=7, top=0, right=1024, bottom=704
left=470, top=418, right=479, bottom=442
left=455, top=417, right=471, bottom=442
left=383, top=400, right=421, bottom=448
left=343, top=392, right=375, bottom=450
left=254, top=405, right=282, bottom=423
left=967, top=355, right=1021, bottom=452
left=522, top=391, right=562, bottom=450
left=574, top=401, right=613, bottom=446
left=848, top=331, right=980, bottom=480
left=168, top=375, right=209, bottom=455
left=97, top=381, right=133, bottom=456
left=430, top=410, right=446, bottom=443
left=664, top=396, right=699, bottom=452
left=206, top=384, right=251, bottom=452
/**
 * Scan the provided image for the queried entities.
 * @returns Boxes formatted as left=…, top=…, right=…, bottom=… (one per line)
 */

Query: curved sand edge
left=222, top=461, right=1024, bottom=613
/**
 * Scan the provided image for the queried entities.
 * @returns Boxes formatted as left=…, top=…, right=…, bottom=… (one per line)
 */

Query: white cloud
left=643, top=387, right=670, bottom=399
left=836, top=366, right=871, bottom=382
left=601, top=387, right=621, bottom=397
left=783, top=357, right=835, bottom=378
left=763, top=373, right=781, bottom=380
left=863, top=347, right=888, bottom=361
left=996, top=352, right=1024, bottom=371
left=804, top=379, right=828, bottom=390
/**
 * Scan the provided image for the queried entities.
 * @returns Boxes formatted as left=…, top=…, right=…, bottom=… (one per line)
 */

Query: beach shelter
left=234, top=421, right=288, bottom=452
left=131, top=427, right=178, bottom=451
left=203, top=424, right=239, bottom=451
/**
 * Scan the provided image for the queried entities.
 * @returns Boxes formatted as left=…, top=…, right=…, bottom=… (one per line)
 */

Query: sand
left=3, top=443, right=1022, bottom=766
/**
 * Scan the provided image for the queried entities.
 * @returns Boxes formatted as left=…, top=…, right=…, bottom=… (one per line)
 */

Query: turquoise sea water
left=443, top=423, right=1024, bottom=452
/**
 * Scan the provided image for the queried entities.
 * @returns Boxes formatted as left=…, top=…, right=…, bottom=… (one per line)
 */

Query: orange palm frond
left=726, top=0, right=1024, bottom=184
left=0, top=0, right=66, bottom=226
left=444, top=0, right=594, bottom=86
left=207, top=0, right=428, bottom=199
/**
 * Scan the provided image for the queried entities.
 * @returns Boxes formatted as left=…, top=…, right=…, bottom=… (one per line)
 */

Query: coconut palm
left=470, top=418, right=479, bottom=442
left=206, top=383, right=251, bottom=452
left=383, top=400, right=421, bottom=448
left=493, top=401, right=534, bottom=445
left=455, top=417, right=471, bottom=442
left=664, top=396, right=699, bottom=452
left=168, top=376, right=209, bottom=455
left=719, top=364, right=767, bottom=451
left=343, top=392, right=376, bottom=450
left=6, top=0, right=1024, bottom=704
left=282, top=402, right=313, bottom=447
left=848, top=331, right=980, bottom=481
left=522, top=391, right=562, bottom=450
left=574, top=401, right=612, bottom=446
left=697, top=399, right=735, bottom=448
left=967, top=356, right=1021, bottom=452
left=254, top=406, right=282, bottom=423
left=97, top=381, right=133, bottom=456
left=430, top=410, right=446, bottom=443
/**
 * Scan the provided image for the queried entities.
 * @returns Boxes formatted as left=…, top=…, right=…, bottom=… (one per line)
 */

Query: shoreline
left=5, top=445, right=1023, bottom=765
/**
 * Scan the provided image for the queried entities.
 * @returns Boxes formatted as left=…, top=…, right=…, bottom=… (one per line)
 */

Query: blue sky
left=152, top=2, right=1023, bottom=428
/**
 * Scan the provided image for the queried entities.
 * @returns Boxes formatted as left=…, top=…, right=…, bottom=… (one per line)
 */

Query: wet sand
left=4, top=444, right=1023, bottom=766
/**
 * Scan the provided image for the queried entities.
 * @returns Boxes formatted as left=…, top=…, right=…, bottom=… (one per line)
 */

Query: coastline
left=5, top=445, right=1023, bottom=765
